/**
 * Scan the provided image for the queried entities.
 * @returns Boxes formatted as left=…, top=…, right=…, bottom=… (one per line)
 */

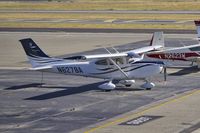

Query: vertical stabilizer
left=194, top=20, right=200, bottom=41
left=19, top=38, right=61, bottom=67
left=150, top=32, right=164, bottom=47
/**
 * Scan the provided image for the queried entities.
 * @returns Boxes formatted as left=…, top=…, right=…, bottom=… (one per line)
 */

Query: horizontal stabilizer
left=29, top=65, right=52, bottom=71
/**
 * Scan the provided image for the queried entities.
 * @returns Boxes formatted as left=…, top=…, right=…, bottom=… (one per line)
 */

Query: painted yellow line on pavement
left=84, top=89, right=200, bottom=133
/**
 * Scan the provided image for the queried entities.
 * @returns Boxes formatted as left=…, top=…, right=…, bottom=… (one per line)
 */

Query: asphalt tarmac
left=0, top=32, right=200, bottom=133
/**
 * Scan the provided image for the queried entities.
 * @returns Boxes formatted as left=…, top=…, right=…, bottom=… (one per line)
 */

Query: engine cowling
left=98, top=81, right=116, bottom=90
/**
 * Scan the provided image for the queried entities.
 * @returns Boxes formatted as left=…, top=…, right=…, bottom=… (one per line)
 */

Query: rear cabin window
left=95, top=59, right=108, bottom=65
left=113, top=58, right=124, bottom=65
left=95, top=58, right=125, bottom=66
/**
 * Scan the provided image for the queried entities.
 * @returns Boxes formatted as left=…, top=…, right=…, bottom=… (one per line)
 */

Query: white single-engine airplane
left=147, top=20, right=200, bottom=68
left=19, top=32, right=164, bottom=91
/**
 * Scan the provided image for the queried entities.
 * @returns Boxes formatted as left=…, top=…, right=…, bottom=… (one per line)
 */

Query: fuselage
left=147, top=44, right=200, bottom=62
left=47, top=60, right=163, bottom=80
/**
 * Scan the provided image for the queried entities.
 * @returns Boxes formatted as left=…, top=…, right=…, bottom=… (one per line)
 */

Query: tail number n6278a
left=57, top=66, right=83, bottom=74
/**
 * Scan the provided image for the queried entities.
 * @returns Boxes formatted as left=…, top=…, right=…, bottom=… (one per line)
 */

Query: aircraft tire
left=146, top=88, right=152, bottom=90
left=125, top=85, right=132, bottom=87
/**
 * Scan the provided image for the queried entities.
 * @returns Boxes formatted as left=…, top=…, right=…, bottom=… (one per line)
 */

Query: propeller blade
left=164, top=67, right=167, bottom=81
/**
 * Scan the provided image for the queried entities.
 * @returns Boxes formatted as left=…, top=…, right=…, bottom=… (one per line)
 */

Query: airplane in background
left=19, top=32, right=164, bottom=91
left=147, top=20, right=200, bottom=68
left=194, top=20, right=200, bottom=41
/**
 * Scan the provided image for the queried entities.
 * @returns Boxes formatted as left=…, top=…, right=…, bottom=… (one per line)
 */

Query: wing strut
left=108, top=58, right=129, bottom=79
left=104, top=47, right=129, bottom=79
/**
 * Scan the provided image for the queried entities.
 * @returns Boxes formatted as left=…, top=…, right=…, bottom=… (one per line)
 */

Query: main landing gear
left=98, top=81, right=116, bottom=91
left=98, top=80, right=155, bottom=91
left=140, top=80, right=155, bottom=90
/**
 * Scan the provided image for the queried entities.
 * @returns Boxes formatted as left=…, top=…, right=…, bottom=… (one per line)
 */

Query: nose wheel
left=146, top=88, right=152, bottom=90
left=125, top=84, right=132, bottom=87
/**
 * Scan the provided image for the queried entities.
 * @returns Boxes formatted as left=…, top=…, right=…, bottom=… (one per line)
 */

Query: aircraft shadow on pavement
left=24, top=82, right=105, bottom=100
left=4, top=83, right=44, bottom=90
left=4, top=82, right=144, bottom=100
left=169, top=66, right=200, bottom=76
left=23, top=82, right=143, bottom=100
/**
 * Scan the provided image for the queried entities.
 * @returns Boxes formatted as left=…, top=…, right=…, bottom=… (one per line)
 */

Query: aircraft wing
left=82, top=53, right=128, bottom=59
left=74, top=32, right=164, bottom=60
left=81, top=45, right=161, bottom=60
left=126, top=45, right=163, bottom=54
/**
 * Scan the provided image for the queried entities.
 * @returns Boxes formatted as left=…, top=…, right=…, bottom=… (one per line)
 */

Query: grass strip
left=0, top=1, right=200, bottom=11
left=0, top=22, right=194, bottom=30
left=0, top=13, right=199, bottom=20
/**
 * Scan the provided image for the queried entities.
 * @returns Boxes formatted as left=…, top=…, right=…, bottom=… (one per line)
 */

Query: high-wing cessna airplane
left=147, top=20, right=200, bottom=68
left=195, top=20, right=200, bottom=41
left=19, top=32, right=164, bottom=91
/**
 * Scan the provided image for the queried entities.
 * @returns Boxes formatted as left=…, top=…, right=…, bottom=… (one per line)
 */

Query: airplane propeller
left=163, top=66, right=167, bottom=81
left=160, top=62, right=167, bottom=81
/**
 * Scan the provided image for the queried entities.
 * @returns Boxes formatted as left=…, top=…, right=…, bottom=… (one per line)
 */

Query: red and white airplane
left=195, top=20, right=200, bottom=41
left=147, top=20, right=200, bottom=68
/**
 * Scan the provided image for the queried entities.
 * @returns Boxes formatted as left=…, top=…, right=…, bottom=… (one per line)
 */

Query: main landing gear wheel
left=146, top=88, right=152, bottom=90
left=141, top=80, right=155, bottom=90
left=125, top=84, right=132, bottom=87
left=98, top=81, right=116, bottom=91
left=103, top=89, right=112, bottom=92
